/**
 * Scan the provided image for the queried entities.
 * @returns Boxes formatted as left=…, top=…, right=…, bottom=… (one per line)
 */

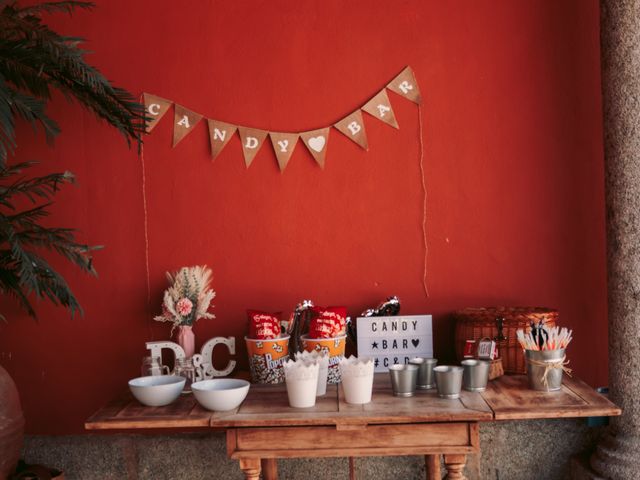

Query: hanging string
left=140, top=142, right=151, bottom=305
left=139, top=134, right=155, bottom=341
left=418, top=104, right=430, bottom=297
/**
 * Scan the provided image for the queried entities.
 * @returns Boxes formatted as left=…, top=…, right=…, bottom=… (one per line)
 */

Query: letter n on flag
left=208, top=120, right=237, bottom=161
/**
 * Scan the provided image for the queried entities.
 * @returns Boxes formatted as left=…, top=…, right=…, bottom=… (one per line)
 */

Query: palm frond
left=15, top=1, right=94, bottom=17
left=0, top=0, right=147, bottom=168
left=0, top=1, right=145, bottom=320
left=0, top=162, right=98, bottom=320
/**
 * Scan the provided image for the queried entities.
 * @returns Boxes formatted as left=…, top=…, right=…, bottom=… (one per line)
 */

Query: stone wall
left=22, top=419, right=603, bottom=480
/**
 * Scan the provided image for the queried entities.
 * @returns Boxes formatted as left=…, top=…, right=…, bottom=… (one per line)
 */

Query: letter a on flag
left=362, top=89, right=399, bottom=129
left=173, top=104, right=203, bottom=147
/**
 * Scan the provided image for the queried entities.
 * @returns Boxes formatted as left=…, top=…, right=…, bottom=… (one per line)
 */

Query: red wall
left=0, top=0, right=607, bottom=434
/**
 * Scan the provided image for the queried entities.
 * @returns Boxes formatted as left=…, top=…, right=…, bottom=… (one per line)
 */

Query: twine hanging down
left=142, top=66, right=422, bottom=171
left=417, top=104, right=429, bottom=298
left=138, top=96, right=152, bottom=307
left=139, top=140, right=155, bottom=342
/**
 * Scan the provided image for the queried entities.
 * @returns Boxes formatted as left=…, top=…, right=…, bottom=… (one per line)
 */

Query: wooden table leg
left=443, top=454, right=466, bottom=480
left=425, top=454, right=441, bottom=480
left=239, top=458, right=261, bottom=480
left=349, top=457, right=356, bottom=480
left=261, top=458, right=278, bottom=480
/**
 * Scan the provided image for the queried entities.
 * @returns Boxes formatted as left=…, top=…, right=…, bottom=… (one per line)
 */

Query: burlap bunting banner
left=238, top=127, right=268, bottom=168
left=173, top=104, right=203, bottom=147
left=143, top=93, right=172, bottom=132
left=362, top=89, right=399, bottom=129
left=143, top=66, right=421, bottom=171
left=334, top=110, right=369, bottom=150
left=300, top=128, right=330, bottom=169
left=387, top=66, right=422, bottom=105
left=269, top=132, right=299, bottom=172
left=207, top=119, right=237, bottom=161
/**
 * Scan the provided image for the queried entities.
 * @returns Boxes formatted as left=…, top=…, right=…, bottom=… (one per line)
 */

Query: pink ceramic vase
left=176, top=325, right=195, bottom=358
left=0, top=364, right=24, bottom=478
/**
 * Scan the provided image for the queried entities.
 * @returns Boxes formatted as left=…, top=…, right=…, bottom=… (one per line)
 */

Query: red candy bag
left=247, top=309, right=282, bottom=340
left=309, top=306, right=347, bottom=339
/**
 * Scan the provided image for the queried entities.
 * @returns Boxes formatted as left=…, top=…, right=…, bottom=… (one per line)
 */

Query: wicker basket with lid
left=454, top=307, right=558, bottom=374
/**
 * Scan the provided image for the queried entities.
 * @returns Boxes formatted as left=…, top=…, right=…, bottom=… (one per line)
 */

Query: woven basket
left=454, top=307, right=558, bottom=374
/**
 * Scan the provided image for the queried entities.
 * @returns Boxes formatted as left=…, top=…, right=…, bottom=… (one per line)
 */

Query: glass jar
left=141, top=356, right=170, bottom=377
left=173, top=357, right=196, bottom=394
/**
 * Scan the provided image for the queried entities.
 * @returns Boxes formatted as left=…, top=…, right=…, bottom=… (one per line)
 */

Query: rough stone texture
left=23, top=435, right=129, bottom=479
left=588, top=0, right=640, bottom=478
left=479, top=420, right=603, bottom=480
left=571, top=455, right=606, bottom=480
left=22, top=419, right=603, bottom=480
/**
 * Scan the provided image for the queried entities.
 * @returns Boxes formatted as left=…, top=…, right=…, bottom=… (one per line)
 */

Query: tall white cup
left=284, top=360, right=319, bottom=408
left=295, top=350, right=329, bottom=396
left=339, top=356, right=374, bottom=405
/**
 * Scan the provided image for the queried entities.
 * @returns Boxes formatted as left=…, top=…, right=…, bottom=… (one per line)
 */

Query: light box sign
left=356, top=315, right=433, bottom=372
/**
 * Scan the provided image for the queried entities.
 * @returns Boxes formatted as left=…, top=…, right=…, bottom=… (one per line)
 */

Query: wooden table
left=86, top=374, right=620, bottom=480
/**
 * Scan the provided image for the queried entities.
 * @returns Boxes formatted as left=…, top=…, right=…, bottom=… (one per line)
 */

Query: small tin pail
left=525, top=349, right=566, bottom=392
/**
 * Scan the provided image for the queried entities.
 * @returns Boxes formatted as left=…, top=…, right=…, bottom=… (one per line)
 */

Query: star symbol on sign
left=372, top=341, right=379, bottom=349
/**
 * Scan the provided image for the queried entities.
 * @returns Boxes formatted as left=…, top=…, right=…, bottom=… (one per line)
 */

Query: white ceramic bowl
left=191, top=378, right=250, bottom=411
left=128, top=375, right=185, bottom=407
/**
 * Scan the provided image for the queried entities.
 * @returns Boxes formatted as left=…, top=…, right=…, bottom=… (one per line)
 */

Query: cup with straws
left=517, top=323, right=573, bottom=392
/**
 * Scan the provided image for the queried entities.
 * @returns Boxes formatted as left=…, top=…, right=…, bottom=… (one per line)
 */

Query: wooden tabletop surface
left=85, top=373, right=620, bottom=431
left=481, top=374, right=620, bottom=420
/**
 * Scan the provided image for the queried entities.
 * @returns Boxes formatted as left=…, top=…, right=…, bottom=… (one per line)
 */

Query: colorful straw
left=517, top=326, right=572, bottom=351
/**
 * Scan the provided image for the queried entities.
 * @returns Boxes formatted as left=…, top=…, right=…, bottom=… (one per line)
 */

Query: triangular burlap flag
left=362, top=89, right=399, bottom=129
left=387, top=66, right=422, bottom=104
left=237, top=127, right=268, bottom=168
left=172, top=105, right=203, bottom=147
left=334, top=110, right=368, bottom=150
left=143, top=93, right=172, bottom=132
left=300, top=128, right=330, bottom=169
left=269, top=132, right=299, bottom=172
left=207, top=119, right=238, bottom=161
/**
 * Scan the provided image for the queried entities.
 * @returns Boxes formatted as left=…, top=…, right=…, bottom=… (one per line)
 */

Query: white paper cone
left=284, top=360, right=319, bottom=408
left=339, top=356, right=374, bottom=405
left=316, top=363, right=329, bottom=396
left=295, top=350, right=329, bottom=397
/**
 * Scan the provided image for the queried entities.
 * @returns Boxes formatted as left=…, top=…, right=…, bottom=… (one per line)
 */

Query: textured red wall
left=0, top=0, right=606, bottom=434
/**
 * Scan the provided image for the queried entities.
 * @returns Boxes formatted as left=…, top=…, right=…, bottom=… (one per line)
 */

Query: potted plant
left=0, top=1, right=145, bottom=476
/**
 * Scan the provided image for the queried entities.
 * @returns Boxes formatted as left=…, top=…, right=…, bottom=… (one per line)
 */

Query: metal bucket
left=409, top=357, right=438, bottom=389
left=434, top=366, right=463, bottom=399
left=388, top=364, right=419, bottom=397
left=461, top=359, right=490, bottom=392
left=525, top=349, right=566, bottom=392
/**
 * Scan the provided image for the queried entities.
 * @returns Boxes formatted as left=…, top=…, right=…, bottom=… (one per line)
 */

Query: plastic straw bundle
left=517, top=326, right=573, bottom=351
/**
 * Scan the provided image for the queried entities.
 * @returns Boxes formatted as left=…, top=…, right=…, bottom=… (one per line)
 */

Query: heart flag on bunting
left=300, top=128, right=330, bottom=169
